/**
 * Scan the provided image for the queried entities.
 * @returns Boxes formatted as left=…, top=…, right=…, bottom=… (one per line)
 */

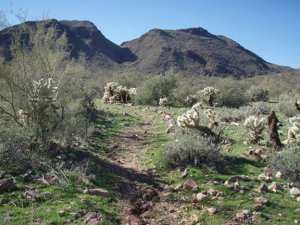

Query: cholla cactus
left=204, top=109, right=218, bottom=129
left=102, top=82, right=135, bottom=104
left=102, top=82, right=119, bottom=103
left=198, top=86, right=219, bottom=106
left=244, top=116, right=265, bottom=143
left=32, top=78, right=58, bottom=102
left=287, top=117, right=300, bottom=143
left=18, top=109, right=28, bottom=126
left=159, top=97, right=169, bottom=106
left=177, top=102, right=217, bottom=136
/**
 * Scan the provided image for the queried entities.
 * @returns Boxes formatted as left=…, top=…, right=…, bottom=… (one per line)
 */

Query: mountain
left=0, top=19, right=292, bottom=77
left=121, top=28, right=289, bottom=77
left=0, top=19, right=136, bottom=69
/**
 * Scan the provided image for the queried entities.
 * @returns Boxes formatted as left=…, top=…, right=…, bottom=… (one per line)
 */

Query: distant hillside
left=0, top=19, right=136, bottom=69
left=0, top=19, right=293, bottom=77
left=122, top=28, right=291, bottom=77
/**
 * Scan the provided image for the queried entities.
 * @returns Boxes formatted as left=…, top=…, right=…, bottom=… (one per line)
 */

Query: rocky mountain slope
left=0, top=19, right=292, bottom=77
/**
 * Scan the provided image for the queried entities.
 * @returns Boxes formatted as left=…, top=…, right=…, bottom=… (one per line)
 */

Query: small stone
left=236, top=210, right=251, bottom=221
left=182, top=168, right=189, bottom=178
left=207, top=207, right=217, bottom=214
left=0, top=178, right=16, bottom=192
left=255, top=183, right=268, bottom=193
left=268, top=182, right=282, bottom=193
left=295, top=208, right=300, bottom=213
left=297, top=197, right=300, bottom=202
left=57, top=209, right=65, bottom=217
left=24, top=189, right=39, bottom=200
left=253, top=204, right=265, bottom=211
left=83, top=188, right=110, bottom=197
left=275, top=171, right=283, bottom=179
left=173, top=183, right=183, bottom=191
left=295, top=219, right=299, bottom=224
left=143, top=188, right=158, bottom=201
left=183, top=179, right=198, bottom=190
left=254, top=197, right=269, bottom=205
left=290, top=187, right=300, bottom=196
left=43, top=192, right=54, bottom=200
left=207, top=189, right=218, bottom=196
left=196, top=193, right=207, bottom=201
left=111, top=143, right=119, bottom=150
left=169, top=208, right=176, bottom=213
left=233, top=181, right=240, bottom=191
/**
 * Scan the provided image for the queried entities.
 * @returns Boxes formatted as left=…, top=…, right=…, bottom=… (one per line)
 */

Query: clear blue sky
left=1, top=0, right=300, bottom=68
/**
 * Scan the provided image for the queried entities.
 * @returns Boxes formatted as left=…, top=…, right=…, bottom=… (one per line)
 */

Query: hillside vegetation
left=1, top=19, right=300, bottom=225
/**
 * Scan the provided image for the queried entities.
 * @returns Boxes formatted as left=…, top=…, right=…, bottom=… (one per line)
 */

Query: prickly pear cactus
left=244, top=116, right=265, bottom=144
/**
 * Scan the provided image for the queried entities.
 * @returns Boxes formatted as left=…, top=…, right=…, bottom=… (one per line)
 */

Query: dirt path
left=107, top=108, right=183, bottom=225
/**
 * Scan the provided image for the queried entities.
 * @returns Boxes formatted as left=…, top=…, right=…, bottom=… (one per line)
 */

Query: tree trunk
left=267, top=111, right=282, bottom=150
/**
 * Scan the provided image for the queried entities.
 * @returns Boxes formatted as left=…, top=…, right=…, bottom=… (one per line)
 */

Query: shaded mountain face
left=121, top=27, right=284, bottom=77
left=0, top=20, right=291, bottom=77
left=0, top=19, right=136, bottom=68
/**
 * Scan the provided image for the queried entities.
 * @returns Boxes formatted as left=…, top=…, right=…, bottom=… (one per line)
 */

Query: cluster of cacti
left=198, top=86, right=219, bottom=106
left=287, top=117, right=300, bottom=143
left=102, top=82, right=136, bottom=104
left=177, top=102, right=217, bottom=136
left=244, top=116, right=265, bottom=143
left=159, top=97, right=169, bottom=106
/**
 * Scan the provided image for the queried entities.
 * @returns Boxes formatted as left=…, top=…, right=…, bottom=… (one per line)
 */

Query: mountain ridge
left=0, top=19, right=293, bottom=77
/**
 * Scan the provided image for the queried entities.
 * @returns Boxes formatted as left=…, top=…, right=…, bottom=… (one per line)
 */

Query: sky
left=1, top=0, right=300, bottom=68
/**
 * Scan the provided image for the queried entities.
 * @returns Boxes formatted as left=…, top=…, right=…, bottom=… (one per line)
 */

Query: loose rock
left=268, top=182, right=282, bottom=193
left=290, top=187, right=300, bottom=196
left=83, top=188, right=110, bottom=197
left=183, top=179, right=198, bottom=190
left=207, top=207, right=217, bottom=214
left=254, top=197, right=269, bottom=205
left=196, top=193, right=207, bottom=202
left=0, top=178, right=16, bottom=192
left=255, top=183, right=268, bottom=193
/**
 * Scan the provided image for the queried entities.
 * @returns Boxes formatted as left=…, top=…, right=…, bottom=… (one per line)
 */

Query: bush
left=268, top=145, right=300, bottom=181
left=163, top=131, right=225, bottom=170
left=134, top=75, right=177, bottom=105
left=277, top=93, right=300, bottom=117
left=247, top=85, right=269, bottom=102
left=0, top=126, right=42, bottom=173
left=216, top=87, right=247, bottom=108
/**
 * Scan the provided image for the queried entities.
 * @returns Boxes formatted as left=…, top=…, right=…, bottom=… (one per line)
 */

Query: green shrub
left=247, top=85, right=269, bottom=102
left=163, top=131, right=225, bottom=170
left=216, top=87, right=247, bottom=108
left=268, top=145, right=300, bottom=181
left=0, top=126, right=42, bottom=173
left=134, top=75, right=177, bottom=105
left=277, top=93, right=300, bottom=117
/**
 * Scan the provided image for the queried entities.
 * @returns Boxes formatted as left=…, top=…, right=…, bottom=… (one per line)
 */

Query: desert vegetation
left=1, top=16, right=300, bottom=225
